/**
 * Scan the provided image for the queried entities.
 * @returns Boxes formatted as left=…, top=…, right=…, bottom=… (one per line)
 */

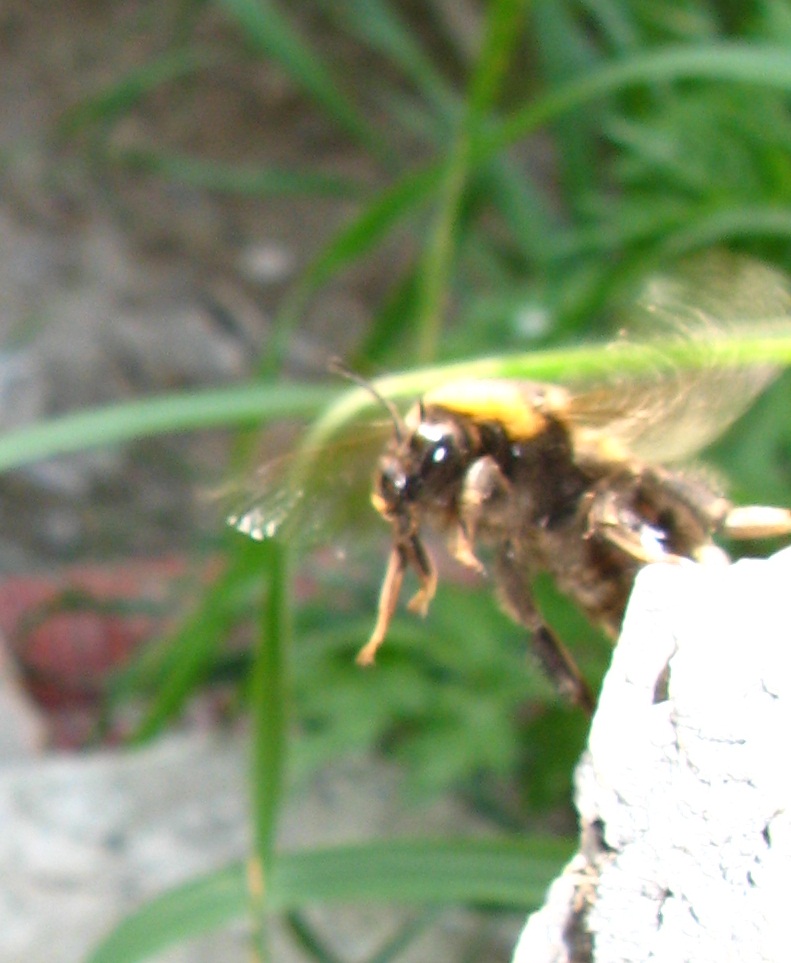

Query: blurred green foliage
left=8, top=0, right=791, bottom=959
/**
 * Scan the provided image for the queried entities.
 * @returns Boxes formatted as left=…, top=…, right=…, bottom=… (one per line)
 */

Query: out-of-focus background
left=2, top=2, right=791, bottom=961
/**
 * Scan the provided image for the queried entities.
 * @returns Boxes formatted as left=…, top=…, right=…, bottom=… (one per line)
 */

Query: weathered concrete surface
left=0, top=733, right=518, bottom=963
left=514, top=548, right=791, bottom=963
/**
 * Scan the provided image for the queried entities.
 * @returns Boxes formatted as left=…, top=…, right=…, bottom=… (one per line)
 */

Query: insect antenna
left=329, top=358, right=407, bottom=442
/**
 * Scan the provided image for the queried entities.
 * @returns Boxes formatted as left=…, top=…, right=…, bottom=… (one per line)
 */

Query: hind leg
left=494, top=541, right=594, bottom=714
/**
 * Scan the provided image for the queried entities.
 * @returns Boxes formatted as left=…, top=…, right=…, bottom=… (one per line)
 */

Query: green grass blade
left=531, top=0, right=602, bottom=204
left=294, top=166, right=440, bottom=296
left=85, top=836, right=572, bottom=963
left=275, top=43, right=791, bottom=328
left=274, top=836, right=571, bottom=906
left=0, top=382, right=334, bottom=474
left=217, top=0, right=382, bottom=156
left=656, top=204, right=791, bottom=257
left=84, top=862, right=246, bottom=963
left=124, top=540, right=263, bottom=741
left=466, top=0, right=531, bottom=119
left=412, top=0, right=530, bottom=362
left=262, top=166, right=439, bottom=371
left=283, top=910, right=346, bottom=963
left=58, top=49, right=210, bottom=135
left=491, top=43, right=791, bottom=159
left=317, top=0, right=456, bottom=118
left=297, top=330, right=791, bottom=459
left=249, top=538, right=290, bottom=890
left=4, top=330, right=791, bottom=481
left=113, top=148, right=363, bottom=198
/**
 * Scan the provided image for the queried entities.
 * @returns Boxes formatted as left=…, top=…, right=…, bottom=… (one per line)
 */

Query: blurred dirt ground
left=0, top=0, right=394, bottom=565
left=0, top=4, right=527, bottom=962
left=0, top=0, right=398, bottom=731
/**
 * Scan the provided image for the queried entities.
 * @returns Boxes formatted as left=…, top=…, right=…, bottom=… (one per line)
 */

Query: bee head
left=372, top=405, right=471, bottom=522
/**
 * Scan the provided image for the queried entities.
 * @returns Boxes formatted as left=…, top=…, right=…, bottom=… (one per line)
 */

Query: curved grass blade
left=218, top=0, right=382, bottom=158
left=85, top=836, right=573, bottom=963
left=0, top=382, right=334, bottom=474
left=490, top=43, right=791, bottom=162
left=3, top=326, right=790, bottom=484
left=296, top=326, right=791, bottom=464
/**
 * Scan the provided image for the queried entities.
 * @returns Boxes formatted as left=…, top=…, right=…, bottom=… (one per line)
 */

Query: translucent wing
left=228, top=251, right=791, bottom=547
left=226, top=416, right=392, bottom=551
left=564, top=251, right=791, bottom=462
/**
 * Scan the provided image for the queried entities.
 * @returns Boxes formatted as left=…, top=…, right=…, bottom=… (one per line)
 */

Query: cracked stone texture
left=514, top=549, right=791, bottom=963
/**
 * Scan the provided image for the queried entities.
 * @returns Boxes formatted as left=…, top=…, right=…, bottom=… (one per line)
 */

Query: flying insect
left=232, top=252, right=791, bottom=712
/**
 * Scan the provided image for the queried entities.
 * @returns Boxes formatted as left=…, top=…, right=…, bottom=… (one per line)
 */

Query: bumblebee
left=231, top=253, right=791, bottom=712
left=359, top=376, right=791, bottom=712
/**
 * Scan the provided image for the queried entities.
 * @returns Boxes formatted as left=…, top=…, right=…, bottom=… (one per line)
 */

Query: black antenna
left=329, top=358, right=407, bottom=442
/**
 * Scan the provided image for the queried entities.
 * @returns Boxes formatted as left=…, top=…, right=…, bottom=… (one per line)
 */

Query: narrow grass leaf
left=84, top=863, right=247, bottom=963
left=114, top=149, right=362, bottom=198
left=466, top=0, right=530, bottom=119
left=85, top=836, right=572, bottom=963
left=413, top=0, right=530, bottom=362
left=127, top=539, right=265, bottom=741
left=217, top=0, right=381, bottom=156
left=262, top=167, right=439, bottom=370
left=531, top=0, right=602, bottom=202
left=59, top=49, right=210, bottom=135
left=250, top=539, right=290, bottom=874
left=283, top=911, right=345, bottom=963
left=491, top=43, right=791, bottom=161
left=0, top=382, right=334, bottom=474
left=297, top=329, right=791, bottom=456
left=656, top=204, right=791, bottom=257
left=317, top=0, right=456, bottom=118
left=245, top=538, right=291, bottom=957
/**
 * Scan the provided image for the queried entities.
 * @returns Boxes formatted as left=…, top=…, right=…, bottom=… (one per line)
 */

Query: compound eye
left=424, top=439, right=450, bottom=469
left=412, top=421, right=465, bottom=490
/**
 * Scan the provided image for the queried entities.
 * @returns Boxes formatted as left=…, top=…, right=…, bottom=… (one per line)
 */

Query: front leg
left=358, top=531, right=437, bottom=666
left=454, top=455, right=513, bottom=572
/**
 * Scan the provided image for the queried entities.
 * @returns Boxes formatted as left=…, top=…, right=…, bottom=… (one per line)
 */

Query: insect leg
left=494, top=542, right=595, bottom=714
left=720, top=504, right=791, bottom=540
left=586, top=487, right=679, bottom=564
left=358, top=533, right=437, bottom=666
left=357, top=544, right=407, bottom=666
left=591, top=466, right=791, bottom=560
left=404, top=532, right=438, bottom=616
left=454, top=455, right=512, bottom=572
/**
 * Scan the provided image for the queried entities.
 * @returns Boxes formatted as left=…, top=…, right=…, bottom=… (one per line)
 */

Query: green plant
left=5, top=1, right=791, bottom=960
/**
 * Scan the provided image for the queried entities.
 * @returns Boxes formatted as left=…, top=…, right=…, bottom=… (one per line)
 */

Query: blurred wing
left=226, top=416, right=392, bottom=551
left=564, top=251, right=791, bottom=463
